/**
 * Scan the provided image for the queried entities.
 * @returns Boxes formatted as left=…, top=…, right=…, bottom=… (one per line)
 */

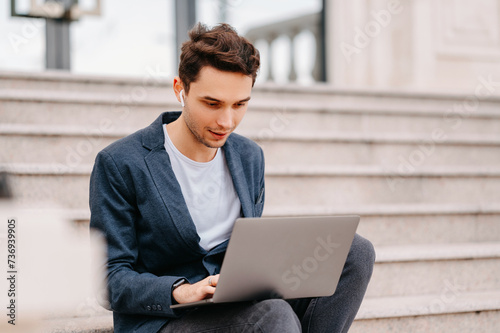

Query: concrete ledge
left=0, top=69, right=169, bottom=87
left=0, top=163, right=93, bottom=175
left=255, top=81, right=500, bottom=101
left=42, top=313, right=113, bottom=333
left=37, top=290, right=500, bottom=332
left=0, top=89, right=173, bottom=106
left=3, top=123, right=500, bottom=146
left=264, top=202, right=500, bottom=217
left=49, top=202, right=500, bottom=225
left=356, top=290, right=500, bottom=320
left=4, top=162, right=500, bottom=178
left=5, top=165, right=500, bottom=212
left=38, top=290, right=500, bottom=331
left=247, top=131, right=500, bottom=146
left=2, top=70, right=500, bottom=102
left=351, top=310, right=500, bottom=333
left=375, top=242, right=500, bottom=263
left=0, top=123, right=132, bottom=138
left=2, top=88, right=500, bottom=118
left=265, top=165, right=500, bottom=178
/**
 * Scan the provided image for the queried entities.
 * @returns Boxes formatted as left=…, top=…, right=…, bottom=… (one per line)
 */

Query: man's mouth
left=209, top=130, right=229, bottom=140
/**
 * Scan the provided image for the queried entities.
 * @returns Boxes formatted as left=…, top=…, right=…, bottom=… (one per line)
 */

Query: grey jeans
left=159, top=234, right=375, bottom=333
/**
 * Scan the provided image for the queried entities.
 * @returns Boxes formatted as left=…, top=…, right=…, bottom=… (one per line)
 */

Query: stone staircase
left=1, top=70, right=499, bottom=332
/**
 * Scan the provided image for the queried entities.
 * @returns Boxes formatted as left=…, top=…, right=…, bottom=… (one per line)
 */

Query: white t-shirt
left=163, top=124, right=241, bottom=251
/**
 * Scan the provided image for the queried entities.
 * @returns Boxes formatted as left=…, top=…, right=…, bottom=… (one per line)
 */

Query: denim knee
left=346, top=234, right=376, bottom=286
left=252, top=299, right=301, bottom=332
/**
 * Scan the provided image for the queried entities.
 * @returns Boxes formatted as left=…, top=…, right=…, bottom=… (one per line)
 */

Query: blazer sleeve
left=256, top=147, right=266, bottom=217
left=89, top=150, right=184, bottom=318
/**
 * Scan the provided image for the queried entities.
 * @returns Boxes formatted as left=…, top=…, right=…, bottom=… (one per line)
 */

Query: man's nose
left=216, top=106, right=233, bottom=129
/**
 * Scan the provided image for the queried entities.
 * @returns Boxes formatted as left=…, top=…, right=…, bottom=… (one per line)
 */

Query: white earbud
left=179, top=89, right=185, bottom=107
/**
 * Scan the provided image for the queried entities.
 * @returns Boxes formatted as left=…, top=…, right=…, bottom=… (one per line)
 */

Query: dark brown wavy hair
left=179, top=23, right=260, bottom=93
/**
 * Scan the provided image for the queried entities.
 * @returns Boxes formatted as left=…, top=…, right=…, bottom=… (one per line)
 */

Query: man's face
left=182, top=66, right=253, bottom=149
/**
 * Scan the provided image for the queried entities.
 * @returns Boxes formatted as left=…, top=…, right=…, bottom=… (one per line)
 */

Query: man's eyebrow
left=237, top=97, right=251, bottom=103
left=200, top=96, right=251, bottom=103
left=201, top=96, right=221, bottom=102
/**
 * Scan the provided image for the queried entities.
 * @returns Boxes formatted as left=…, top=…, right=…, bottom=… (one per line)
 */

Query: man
left=90, top=23, right=375, bottom=333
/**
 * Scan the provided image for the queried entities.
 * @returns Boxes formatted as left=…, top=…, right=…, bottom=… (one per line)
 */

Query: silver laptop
left=170, top=215, right=359, bottom=309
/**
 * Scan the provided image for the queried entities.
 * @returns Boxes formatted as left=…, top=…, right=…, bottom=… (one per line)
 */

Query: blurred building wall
left=326, top=0, right=500, bottom=92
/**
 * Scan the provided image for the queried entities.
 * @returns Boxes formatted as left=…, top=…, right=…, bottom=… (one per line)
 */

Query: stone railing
left=245, top=12, right=324, bottom=83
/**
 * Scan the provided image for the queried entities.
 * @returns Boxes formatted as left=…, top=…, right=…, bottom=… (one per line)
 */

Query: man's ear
left=173, top=77, right=185, bottom=105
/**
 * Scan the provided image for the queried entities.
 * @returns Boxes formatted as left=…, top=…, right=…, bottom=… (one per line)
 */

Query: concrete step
left=264, top=167, right=500, bottom=208
left=39, top=290, right=500, bottom=332
left=254, top=81, right=500, bottom=113
left=264, top=204, right=500, bottom=246
left=367, top=242, right=500, bottom=297
left=0, top=69, right=171, bottom=96
left=352, top=290, right=500, bottom=333
left=0, top=89, right=170, bottom=132
left=360, top=211, right=500, bottom=246
left=237, top=105, right=500, bottom=136
left=37, top=202, right=500, bottom=247
left=3, top=70, right=500, bottom=115
left=3, top=124, right=500, bottom=168
left=2, top=88, right=500, bottom=136
left=3, top=163, right=500, bottom=210
left=252, top=132, right=500, bottom=168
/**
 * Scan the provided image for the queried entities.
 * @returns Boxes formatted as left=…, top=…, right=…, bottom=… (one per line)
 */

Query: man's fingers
left=206, top=274, right=220, bottom=287
left=204, top=285, right=216, bottom=295
left=174, top=277, right=221, bottom=304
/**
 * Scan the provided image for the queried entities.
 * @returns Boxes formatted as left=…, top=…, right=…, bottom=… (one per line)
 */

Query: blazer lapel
left=142, top=113, right=206, bottom=255
left=223, top=138, right=254, bottom=218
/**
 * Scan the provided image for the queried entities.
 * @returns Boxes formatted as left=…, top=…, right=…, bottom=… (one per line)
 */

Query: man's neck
left=166, top=117, right=217, bottom=163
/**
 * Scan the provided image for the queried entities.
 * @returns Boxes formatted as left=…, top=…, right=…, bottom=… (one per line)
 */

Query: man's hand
left=172, top=275, right=220, bottom=304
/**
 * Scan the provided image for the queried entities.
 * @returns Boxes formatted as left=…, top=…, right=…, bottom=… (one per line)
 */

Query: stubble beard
left=183, top=106, right=231, bottom=149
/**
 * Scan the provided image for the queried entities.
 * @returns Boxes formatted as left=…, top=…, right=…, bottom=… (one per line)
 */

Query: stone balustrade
left=245, top=12, right=324, bottom=83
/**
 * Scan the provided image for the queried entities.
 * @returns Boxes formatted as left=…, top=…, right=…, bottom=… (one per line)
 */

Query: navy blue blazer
left=89, top=112, right=265, bottom=333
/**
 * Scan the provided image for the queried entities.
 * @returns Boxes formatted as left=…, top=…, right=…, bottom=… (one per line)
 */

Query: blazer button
left=152, top=305, right=157, bottom=311
left=146, top=306, right=152, bottom=311
left=157, top=305, right=162, bottom=311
